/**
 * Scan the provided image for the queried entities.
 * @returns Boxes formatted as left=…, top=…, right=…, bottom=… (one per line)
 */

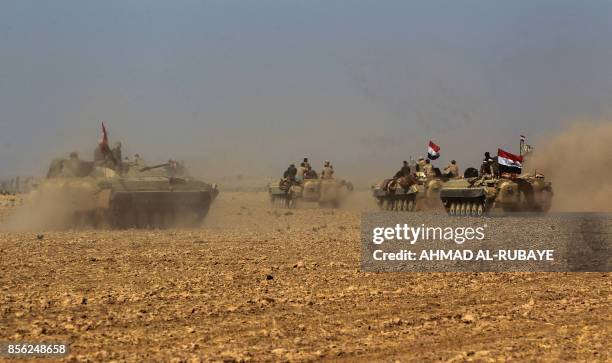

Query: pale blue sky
left=2, top=1, right=612, bottom=182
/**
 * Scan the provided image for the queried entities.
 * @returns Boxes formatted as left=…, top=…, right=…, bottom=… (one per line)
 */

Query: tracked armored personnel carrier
left=372, top=170, right=445, bottom=211
left=268, top=177, right=353, bottom=208
left=439, top=172, right=553, bottom=216
left=372, top=177, right=419, bottom=211
left=35, top=156, right=218, bottom=229
left=268, top=179, right=302, bottom=208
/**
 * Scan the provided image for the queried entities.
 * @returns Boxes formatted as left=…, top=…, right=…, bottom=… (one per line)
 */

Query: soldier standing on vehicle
left=480, top=152, right=495, bottom=176
left=321, top=161, right=334, bottom=179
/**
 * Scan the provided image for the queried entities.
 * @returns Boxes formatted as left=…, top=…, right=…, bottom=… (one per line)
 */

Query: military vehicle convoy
left=34, top=155, right=218, bottom=229
left=439, top=172, right=553, bottom=216
left=268, top=178, right=353, bottom=208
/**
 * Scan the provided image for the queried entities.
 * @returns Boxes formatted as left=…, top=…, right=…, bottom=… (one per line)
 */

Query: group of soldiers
left=392, top=157, right=460, bottom=180
left=283, top=158, right=335, bottom=183
left=93, top=142, right=146, bottom=173
left=391, top=151, right=502, bottom=184
left=47, top=137, right=192, bottom=180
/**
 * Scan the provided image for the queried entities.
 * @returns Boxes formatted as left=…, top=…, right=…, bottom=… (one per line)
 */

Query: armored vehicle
left=268, top=179, right=302, bottom=208
left=372, top=170, right=445, bottom=211
left=439, top=172, right=553, bottom=216
left=35, top=156, right=218, bottom=228
left=268, top=177, right=353, bottom=208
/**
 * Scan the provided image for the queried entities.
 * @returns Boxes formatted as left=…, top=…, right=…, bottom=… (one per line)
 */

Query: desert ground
left=0, top=191, right=610, bottom=362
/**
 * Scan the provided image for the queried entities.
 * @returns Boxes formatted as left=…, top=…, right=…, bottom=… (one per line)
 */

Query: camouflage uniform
left=321, top=167, right=334, bottom=179
left=444, top=162, right=459, bottom=178
left=394, top=162, right=411, bottom=178
left=283, top=164, right=298, bottom=180
left=416, top=157, right=426, bottom=172
left=480, top=153, right=496, bottom=176
left=321, top=161, right=334, bottom=179
left=304, top=168, right=318, bottom=179
left=302, top=158, right=311, bottom=171
left=422, top=163, right=434, bottom=177
left=296, top=163, right=306, bottom=182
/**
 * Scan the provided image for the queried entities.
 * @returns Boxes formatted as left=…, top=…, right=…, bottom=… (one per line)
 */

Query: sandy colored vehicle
left=372, top=170, right=444, bottom=211
left=439, top=172, right=553, bottom=216
left=32, top=156, right=218, bottom=228
left=268, top=177, right=353, bottom=208
left=268, top=179, right=302, bottom=208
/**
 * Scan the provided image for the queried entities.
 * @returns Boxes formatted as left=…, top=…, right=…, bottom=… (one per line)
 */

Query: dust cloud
left=0, top=184, right=94, bottom=231
left=525, top=120, right=612, bottom=212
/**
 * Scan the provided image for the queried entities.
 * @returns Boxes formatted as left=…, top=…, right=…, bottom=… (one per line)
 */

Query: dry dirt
left=0, top=192, right=610, bottom=362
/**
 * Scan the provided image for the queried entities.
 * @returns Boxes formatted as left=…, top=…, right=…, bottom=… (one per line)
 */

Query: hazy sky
left=2, top=1, right=612, bottom=183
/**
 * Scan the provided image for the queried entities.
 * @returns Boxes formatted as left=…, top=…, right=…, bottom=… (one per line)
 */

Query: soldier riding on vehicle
left=443, top=160, right=460, bottom=178
left=321, top=161, right=334, bottom=179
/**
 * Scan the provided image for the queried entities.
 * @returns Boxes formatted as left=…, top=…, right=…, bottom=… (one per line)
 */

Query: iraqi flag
left=427, top=140, right=440, bottom=160
left=497, top=148, right=523, bottom=174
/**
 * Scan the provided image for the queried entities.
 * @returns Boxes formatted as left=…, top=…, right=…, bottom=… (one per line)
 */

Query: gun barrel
left=139, top=163, right=169, bottom=172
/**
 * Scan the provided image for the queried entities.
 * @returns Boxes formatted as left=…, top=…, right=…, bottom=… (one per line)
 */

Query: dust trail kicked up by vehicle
left=525, top=120, right=612, bottom=212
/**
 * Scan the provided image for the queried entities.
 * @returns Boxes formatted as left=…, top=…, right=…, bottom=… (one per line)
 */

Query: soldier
left=296, top=162, right=307, bottom=182
left=394, top=161, right=411, bottom=178
left=443, top=160, right=459, bottom=178
left=422, top=159, right=434, bottom=178
left=283, top=164, right=298, bottom=181
left=321, top=161, right=334, bottom=179
left=416, top=156, right=426, bottom=172
left=134, top=154, right=144, bottom=167
left=304, top=167, right=318, bottom=179
left=480, top=152, right=496, bottom=176
left=163, top=159, right=175, bottom=177
left=112, top=142, right=122, bottom=162
left=64, top=151, right=82, bottom=177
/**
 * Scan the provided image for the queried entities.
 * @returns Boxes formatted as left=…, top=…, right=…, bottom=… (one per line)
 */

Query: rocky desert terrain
left=0, top=192, right=610, bottom=362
